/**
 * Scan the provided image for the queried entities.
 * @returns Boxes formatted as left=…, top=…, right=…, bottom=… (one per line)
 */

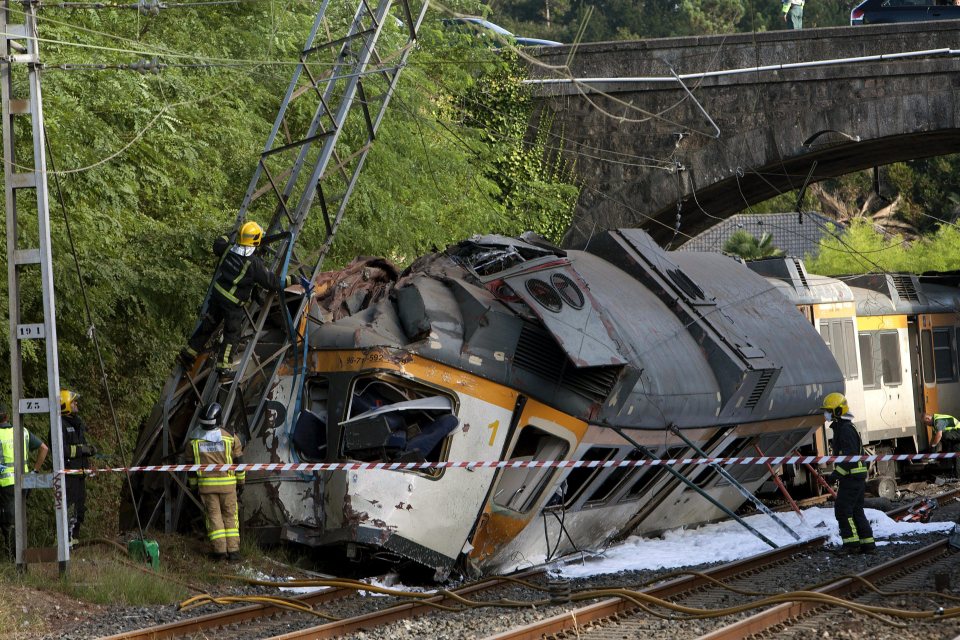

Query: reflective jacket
left=189, top=427, right=245, bottom=494
left=831, top=417, right=868, bottom=477
left=62, top=414, right=92, bottom=471
left=0, top=424, right=29, bottom=488
left=211, top=236, right=292, bottom=306
left=934, top=414, right=960, bottom=433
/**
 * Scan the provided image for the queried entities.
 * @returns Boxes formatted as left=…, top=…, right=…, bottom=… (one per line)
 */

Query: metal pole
left=612, top=428, right=779, bottom=549
left=670, top=426, right=801, bottom=541
left=795, top=449, right=837, bottom=499
left=754, top=444, right=803, bottom=521
left=2, top=0, right=70, bottom=572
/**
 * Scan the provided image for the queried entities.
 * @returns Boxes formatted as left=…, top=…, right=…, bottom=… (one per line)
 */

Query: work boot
left=216, top=367, right=235, bottom=380
left=227, top=551, right=240, bottom=562
left=831, top=544, right=860, bottom=556
left=211, top=552, right=227, bottom=562
left=860, top=542, right=877, bottom=554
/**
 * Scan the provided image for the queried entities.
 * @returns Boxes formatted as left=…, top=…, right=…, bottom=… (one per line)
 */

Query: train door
left=913, top=315, right=933, bottom=448
left=466, top=399, right=584, bottom=567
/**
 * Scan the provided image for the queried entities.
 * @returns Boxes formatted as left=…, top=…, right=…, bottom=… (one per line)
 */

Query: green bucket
left=127, top=539, right=160, bottom=570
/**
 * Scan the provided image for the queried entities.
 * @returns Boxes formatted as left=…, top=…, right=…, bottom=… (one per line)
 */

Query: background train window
left=291, top=378, right=329, bottom=461
left=584, top=449, right=643, bottom=505
left=339, top=375, right=459, bottom=469
left=819, top=319, right=858, bottom=380
left=560, top=446, right=617, bottom=507
left=858, top=333, right=878, bottom=389
left=933, top=328, right=956, bottom=382
left=493, top=426, right=568, bottom=513
left=880, top=331, right=902, bottom=385
left=921, top=329, right=935, bottom=384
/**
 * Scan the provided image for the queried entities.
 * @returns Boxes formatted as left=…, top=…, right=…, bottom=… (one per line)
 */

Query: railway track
left=101, top=490, right=960, bottom=640
left=481, top=537, right=959, bottom=640
left=101, top=568, right=546, bottom=640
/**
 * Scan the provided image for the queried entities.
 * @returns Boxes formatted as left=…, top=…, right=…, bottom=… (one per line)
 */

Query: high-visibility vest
left=190, top=429, right=244, bottom=491
left=934, top=414, right=960, bottom=432
left=0, top=426, right=28, bottom=488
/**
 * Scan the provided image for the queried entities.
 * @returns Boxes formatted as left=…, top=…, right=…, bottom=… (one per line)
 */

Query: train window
left=879, top=331, right=902, bottom=386
left=619, top=446, right=687, bottom=502
left=859, top=333, right=878, bottom=389
left=820, top=319, right=858, bottom=380
left=933, top=328, right=956, bottom=382
left=921, top=330, right=935, bottom=384
left=691, top=436, right=748, bottom=488
left=493, top=426, right=568, bottom=513
left=292, top=378, right=330, bottom=461
left=584, top=449, right=643, bottom=505
left=339, top=375, right=459, bottom=471
left=561, top=446, right=617, bottom=508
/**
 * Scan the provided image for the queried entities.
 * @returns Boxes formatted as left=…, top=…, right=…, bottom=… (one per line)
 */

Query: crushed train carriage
left=126, top=229, right=842, bottom=578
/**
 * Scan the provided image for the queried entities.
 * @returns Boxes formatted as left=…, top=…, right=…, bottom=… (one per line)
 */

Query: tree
left=723, top=230, right=785, bottom=260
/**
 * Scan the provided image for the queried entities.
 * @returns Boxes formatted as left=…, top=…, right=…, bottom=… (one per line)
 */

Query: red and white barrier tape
left=58, top=451, right=960, bottom=474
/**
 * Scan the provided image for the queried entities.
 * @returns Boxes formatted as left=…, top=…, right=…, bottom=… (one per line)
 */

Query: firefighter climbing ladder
left=0, top=0, right=70, bottom=570
left=141, top=0, right=429, bottom=531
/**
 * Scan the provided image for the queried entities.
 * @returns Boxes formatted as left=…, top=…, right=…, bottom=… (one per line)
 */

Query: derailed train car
left=128, top=228, right=842, bottom=578
left=228, top=228, right=841, bottom=577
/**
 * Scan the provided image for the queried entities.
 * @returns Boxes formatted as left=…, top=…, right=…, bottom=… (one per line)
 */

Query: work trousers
left=200, top=490, right=240, bottom=554
left=0, top=485, right=13, bottom=559
left=785, top=5, right=803, bottom=30
left=835, top=476, right=874, bottom=548
left=187, top=294, right=246, bottom=371
left=66, top=474, right=86, bottom=540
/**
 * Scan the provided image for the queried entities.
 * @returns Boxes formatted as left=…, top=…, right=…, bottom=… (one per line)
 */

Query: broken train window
left=339, top=374, right=459, bottom=469
left=291, top=378, right=330, bottom=462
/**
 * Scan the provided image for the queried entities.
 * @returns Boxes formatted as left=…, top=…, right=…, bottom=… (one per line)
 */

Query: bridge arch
left=529, top=22, right=960, bottom=247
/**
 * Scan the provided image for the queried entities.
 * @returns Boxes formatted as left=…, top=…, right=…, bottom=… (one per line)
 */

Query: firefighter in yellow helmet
left=179, top=221, right=309, bottom=377
left=60, top=389, right=96, bottom=543
left=821, top=392, right=875, bottom=554
left=188, top=402, right=244, bottom=561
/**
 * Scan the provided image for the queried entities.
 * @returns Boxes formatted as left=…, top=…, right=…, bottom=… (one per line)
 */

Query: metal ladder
left=129, top=0, right=429, bottom=532
left=1, top=0, right=70, bottom=571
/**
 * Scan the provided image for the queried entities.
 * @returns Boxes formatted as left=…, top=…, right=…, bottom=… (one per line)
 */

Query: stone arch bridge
left=528, top=22, right=960, bottom=248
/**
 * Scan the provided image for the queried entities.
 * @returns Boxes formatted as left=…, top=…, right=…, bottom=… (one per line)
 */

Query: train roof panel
left=846, top=273, right=960, bottom=315
left=306, top=230, right=843, bottom=430
left=746, top=258, right=854, bottom=305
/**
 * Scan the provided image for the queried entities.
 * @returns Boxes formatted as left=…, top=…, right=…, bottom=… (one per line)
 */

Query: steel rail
left=481, top=536, right=827, bottom=640
left=99, top=584, right=350, bottom=640
left=104, top=568, right=545, bottom=640
left=266, top=568, right=546, bottom=640
left=696, top=538, right=950, bottom=640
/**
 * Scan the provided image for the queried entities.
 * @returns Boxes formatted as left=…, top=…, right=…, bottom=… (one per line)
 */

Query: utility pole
left=1, top=0, right=70, bottom=572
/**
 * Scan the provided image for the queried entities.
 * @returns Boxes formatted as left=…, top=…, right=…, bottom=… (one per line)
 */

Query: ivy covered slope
left=5, top=0, right=577, bottom=535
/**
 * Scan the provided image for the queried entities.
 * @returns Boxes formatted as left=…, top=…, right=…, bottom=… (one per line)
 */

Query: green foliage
left=56, top=560, right=190, bottom=605
left=806, top=220, right=960, bottom=275
left=0, top=1, right=578, bottom=540
left=723, top=229, right=784, bottom=260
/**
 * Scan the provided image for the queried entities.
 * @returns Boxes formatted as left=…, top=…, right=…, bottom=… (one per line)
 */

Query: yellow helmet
left=820, top=392, right=848, bottom=419
left=60, top=389, right=78, bottom=415
left=238, top=221, right=264, bottom=247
